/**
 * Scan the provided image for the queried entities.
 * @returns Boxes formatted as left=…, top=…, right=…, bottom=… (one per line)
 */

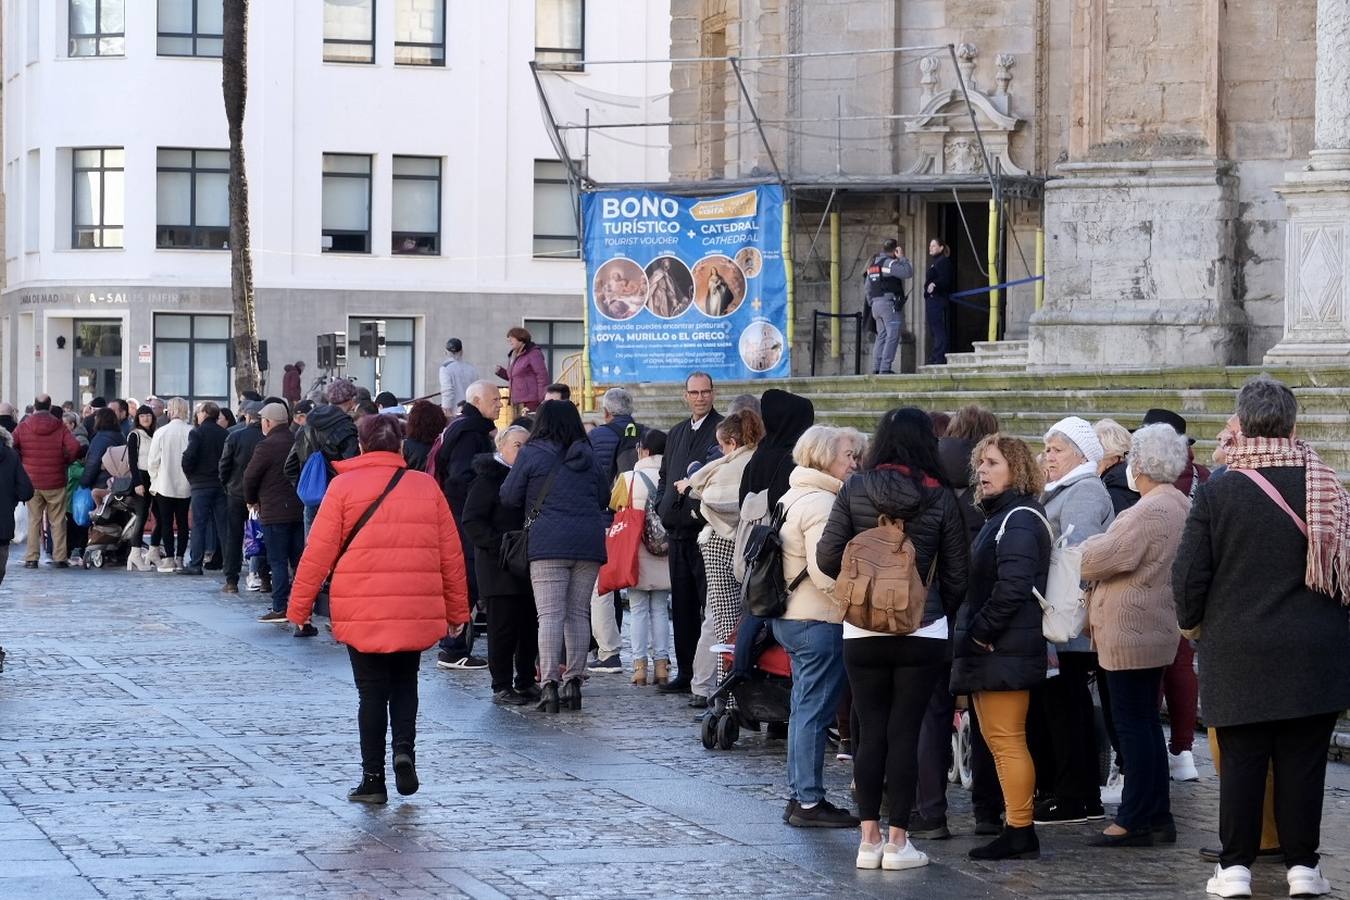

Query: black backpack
left=609, top=421, right=645, bottom=476
left=739, top=500, right=808, bottom=618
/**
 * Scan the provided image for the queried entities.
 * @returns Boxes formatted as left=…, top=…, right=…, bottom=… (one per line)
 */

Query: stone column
left=1265, top=0, right=1350, bottom=365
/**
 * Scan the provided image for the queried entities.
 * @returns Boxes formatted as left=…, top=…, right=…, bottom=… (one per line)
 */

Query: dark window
left=69, top=0, right=125, bottom=57
left=153, top=313, right=232, bottom=407
left=392, top=156, right=440, bottom=255
left=157, top=149, right=230, bottom=250
left=532, top=159, right=579, bottom=259
left=395, top=0, right=445, bottom=66
left=324, top=0, right=375, bottom=64
left=158, top=0, right=224, bottom=57
left=523, top=318, right=582, bottom=380
left=72, top=148, right=125, bottom=249
left=535, top=0, right=583, bottom=69
left=322, top=154, right=372, bottom=254
left=347, top=317, right=416, bottom=399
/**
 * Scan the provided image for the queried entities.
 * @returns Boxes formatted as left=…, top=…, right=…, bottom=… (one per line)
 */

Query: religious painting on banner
left=583, top=185, right=789, bottom=383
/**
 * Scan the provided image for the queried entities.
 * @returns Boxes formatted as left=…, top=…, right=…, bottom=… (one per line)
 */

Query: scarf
left=1227, top=437, right=1350, bottom=602
left=1044, top=459, right=1098, bottom=494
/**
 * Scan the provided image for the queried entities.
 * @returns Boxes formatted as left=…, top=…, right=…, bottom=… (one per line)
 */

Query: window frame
left=523, top=317, right=583, bottom=379
left=69, top=0, right=126, bottom=57
left=156, top=148, right=230, bottom=251
left=394, top=0, right=446, bottom=67
left=157, top=0, right=224, bottom=58
left=534, top=0, right=584, bottom=71
left=391, top=155, right=441, bottom=256
left=321, top=153, right=374, bottom=255
left=71, top=147, right=124, bottom=250
left=152, top=312, right=233, bottom=408
left=346, top=316, right=417, bottom=399
left=532, top=159, right=580, bottom=260
left=323, top=0, right=376, bottom=65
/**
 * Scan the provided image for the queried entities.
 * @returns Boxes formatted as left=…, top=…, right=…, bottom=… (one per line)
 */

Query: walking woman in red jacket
left=288, top=414, right=470, bottom=804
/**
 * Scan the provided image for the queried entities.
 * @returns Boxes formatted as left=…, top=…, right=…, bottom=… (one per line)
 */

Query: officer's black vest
left=865, top=254, right=906, bottom=300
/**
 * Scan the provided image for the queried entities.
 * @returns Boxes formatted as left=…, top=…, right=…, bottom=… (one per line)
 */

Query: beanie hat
left=259, top=402, right=290, bottom=424
left=1046, top=416, right=1104, bottom=463
left=325, top=378, right=358, bottom=405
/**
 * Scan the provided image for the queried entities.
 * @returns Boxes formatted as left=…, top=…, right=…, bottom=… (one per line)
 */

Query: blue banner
left=584, top=185, right=789, bottom=383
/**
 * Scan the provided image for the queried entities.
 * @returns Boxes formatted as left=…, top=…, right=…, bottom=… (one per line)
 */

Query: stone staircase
left=622, top=366, right=1350, bottom=473
left=919, top=340, right=1030, bottom=374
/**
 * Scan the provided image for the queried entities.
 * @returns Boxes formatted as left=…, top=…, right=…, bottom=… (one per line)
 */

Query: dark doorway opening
left=925, top=200, right=998, bottom=360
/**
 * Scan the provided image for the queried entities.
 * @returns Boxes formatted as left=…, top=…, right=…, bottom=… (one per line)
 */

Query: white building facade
left=2, top=0, right=669, bottom=407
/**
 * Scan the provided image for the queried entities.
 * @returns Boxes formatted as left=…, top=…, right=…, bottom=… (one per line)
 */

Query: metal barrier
left=810, top=310, right=864, bottom=376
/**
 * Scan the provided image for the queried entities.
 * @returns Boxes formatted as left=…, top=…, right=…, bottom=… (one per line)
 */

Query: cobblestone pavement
left=2, top=556, right=1348, bottom=899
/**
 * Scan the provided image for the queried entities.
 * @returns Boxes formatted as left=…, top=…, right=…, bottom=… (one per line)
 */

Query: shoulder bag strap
left=329, top=468, right=406, bottom=577
left=635, top=469, right=657, bottom=495
left=995, top=505, right=1055, bottom=544
left=525, top=452, right=567, bottom=527
left=1234, top=468, right=1308, bottom=537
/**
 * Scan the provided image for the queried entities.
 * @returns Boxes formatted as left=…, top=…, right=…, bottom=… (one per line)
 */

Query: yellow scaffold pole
left=783, top=198, right=795, bottom=345
left=986, top=198, right=1000, bottom=343
left=1035, top=226, right=1045, bottom=311
left=830, top=209, right=842, bottom=359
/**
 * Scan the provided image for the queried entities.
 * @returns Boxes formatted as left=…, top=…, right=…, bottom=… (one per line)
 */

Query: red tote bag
left=597, top=506, right=644, bottom=594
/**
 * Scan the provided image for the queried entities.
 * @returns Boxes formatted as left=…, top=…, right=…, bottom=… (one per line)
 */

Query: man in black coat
left=653, top=372, right=723, bottom=694
left=0, top=439, right=34, bottom=585
left=432, top=379, right=501, bottom=670
left=179, top=401, right=230, bottom=576
left=283, top=379, right=359, bottom=535
left=243, top=403, right=307, bottom=629
left=218, top=401, right=266, bottom=593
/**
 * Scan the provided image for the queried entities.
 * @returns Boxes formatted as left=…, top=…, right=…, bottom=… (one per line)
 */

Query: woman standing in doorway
left=925, top=239, right=955, bottom=366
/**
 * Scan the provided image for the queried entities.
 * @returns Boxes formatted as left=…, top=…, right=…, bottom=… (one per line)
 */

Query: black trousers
left=347, top=646, right=421, bottom=774
left=156, top=495, right=191, bottom=559
left=223, top=494, right=248, bottom=582
left=1216, top=712, right=1338, bottom=870
left=967, top=701, right=1006, bottom=823
left=1105, top=667, right=1170, bottom=832
left=667, top=536, right=706, bottom=683
left=913, top=663, right=955, bottom=822
left=485, top=591, right=540, bottom=694
left=1030, top=650, right=1101, bottom=806
left=844, top=635, right=947, bottom=828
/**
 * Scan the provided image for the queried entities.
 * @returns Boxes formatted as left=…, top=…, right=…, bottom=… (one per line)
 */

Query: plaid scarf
left=1227, top=436, right=1350, bottom=603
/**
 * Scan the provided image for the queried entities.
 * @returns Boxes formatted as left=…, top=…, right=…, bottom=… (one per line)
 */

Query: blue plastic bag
left=71, top=487, right=95, bottom=527
left=296, top=451, right=330, bottom=507
left=243, top=513, right=265, bottom=558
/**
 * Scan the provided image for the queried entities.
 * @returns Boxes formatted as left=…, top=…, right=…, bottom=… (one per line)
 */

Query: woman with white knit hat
left=1030, top=416, right=1117, bottom=826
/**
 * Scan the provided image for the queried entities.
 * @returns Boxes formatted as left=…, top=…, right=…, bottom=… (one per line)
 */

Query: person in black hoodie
left=817, top=408, right=970, bottom=865
left=218, top=401, right=266, bottom=592
left=284, top=378, right=360, bottom=531
left=431, top=380, right=501, bottom=670
left=950, top=433, right=1052, bottom=862
left=0, top=432, right=34, bottom=586
left=179, top=401, right=229, bottom=576
left=652, top=372, right=723, bottom=693
left=460, top=425, right=538, bottom=705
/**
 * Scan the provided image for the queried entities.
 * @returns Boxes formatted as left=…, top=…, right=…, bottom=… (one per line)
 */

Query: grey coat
left=1173, top=467, right=1350, bottom=728
left=1042, top=469, right=1115, bottom=652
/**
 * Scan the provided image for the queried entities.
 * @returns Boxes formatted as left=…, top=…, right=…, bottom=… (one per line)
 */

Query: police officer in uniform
left=865, top=238, right=913, bottom=374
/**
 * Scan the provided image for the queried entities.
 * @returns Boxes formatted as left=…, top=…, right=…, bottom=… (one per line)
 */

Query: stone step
left=972, top=340, right=1029, bottom=356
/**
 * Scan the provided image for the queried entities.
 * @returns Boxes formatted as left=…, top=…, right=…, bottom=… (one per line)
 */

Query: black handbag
left=500, top=453, right=566, bottom=580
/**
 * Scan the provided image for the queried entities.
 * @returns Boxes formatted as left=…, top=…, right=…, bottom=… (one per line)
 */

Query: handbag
left=597, top=504, right=644, bottom=594
left=500, top=453, right=566, bottom=580
left=996, top=506, right=1087, bottom=644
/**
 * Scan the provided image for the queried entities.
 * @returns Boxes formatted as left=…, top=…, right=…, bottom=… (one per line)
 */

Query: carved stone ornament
left=1297, top=224, right=1346, bottom=324
left=919, top=55, right=940, bottom=104
left=995, top=53, right=1015, bottom=95
left=944, top=137, right=985, bottom=174
left=956, top=42, right=978, bottom=91
left=904, top=45, right=1027, bottom=176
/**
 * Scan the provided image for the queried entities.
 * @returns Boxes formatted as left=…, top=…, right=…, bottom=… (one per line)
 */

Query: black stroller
left=83, top=476, right=147, bottom=569
left=699, top=623, right=794, bottom=751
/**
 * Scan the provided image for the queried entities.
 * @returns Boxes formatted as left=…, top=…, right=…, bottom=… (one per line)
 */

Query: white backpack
left=995, top=506, right=1086, bottom=644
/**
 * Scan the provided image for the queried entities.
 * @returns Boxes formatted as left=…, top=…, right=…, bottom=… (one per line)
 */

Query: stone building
left=664, top=0, right=1343, bottom=372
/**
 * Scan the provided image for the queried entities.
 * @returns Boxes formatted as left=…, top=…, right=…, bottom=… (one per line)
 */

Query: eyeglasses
left=685, top=389, right=713, bottom=397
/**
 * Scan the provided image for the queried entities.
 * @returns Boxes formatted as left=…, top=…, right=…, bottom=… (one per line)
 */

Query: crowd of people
left=0, top=347, right=1345, bottom=898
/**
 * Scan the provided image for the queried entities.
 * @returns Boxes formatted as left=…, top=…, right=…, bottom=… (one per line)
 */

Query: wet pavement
left=1, top=555, right=1348, bottom=899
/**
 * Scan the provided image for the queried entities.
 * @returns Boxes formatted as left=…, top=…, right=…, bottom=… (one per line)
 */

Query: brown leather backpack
left=831, top=515, right=937, bottom=635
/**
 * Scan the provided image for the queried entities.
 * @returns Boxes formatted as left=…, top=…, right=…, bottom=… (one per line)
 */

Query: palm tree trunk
left=223, top=0, right=259, bottom=399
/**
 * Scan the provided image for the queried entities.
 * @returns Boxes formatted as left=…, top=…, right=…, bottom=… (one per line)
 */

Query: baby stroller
left=699, top=623, right=793, bottom=751
left=84, top=477, right=146, bottom=569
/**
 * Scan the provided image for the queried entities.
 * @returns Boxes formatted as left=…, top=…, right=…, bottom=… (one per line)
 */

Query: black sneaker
left=908, top=816, right=951, bottom=840
left=392, top=752, right=419, bottom=796
left=52, top=561, right=69, bottom=569
left=22, top=561, right=38, bottom=569
left=176, top=566, right=204, bottom=576
left=493, top=689, right=530, bottom=706
left=836, top=738, right=853, bottom=761
left=788, top=799, right=859, bottom=828
left=258, top=609, right=287, bottom=623
left=436, top=653, right=487, bottom=670
left=656, top=679, right=691, bottom=695
left=688, top=695, right=708, bottom=709
left=294, top=623, right=318, bottom=638
left=782, top=799, right=797, bottom=823
left=1034, top=799, right=1088, bottom=825
left=347, top=772, right=387, bottom=804
left=587, top=654, right=622, bottom=674
left=222, top=580, right=239, bottom=594
left=259, top=579, right=273, bottom=593
left=1085, top=800, right=1106, bottom=820
left=515, top=682, right=542, bottom=700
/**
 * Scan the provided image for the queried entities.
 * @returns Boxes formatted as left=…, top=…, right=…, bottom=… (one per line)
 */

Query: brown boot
left=654, top=658, right=669, bottom=686
left=631, top=659, right=648, bottom=686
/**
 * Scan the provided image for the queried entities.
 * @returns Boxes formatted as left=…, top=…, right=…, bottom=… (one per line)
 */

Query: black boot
left=537, top=681, right=560, bottom=714
left=347, top=771, right=388, bottom=804
left=969, top=824, right=1040, bottom=861
left=560, top=678, right=583, bottom=711
left=392, top=750, right=419, bottom=797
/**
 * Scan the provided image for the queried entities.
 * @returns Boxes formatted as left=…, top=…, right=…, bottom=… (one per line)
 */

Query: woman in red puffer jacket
left=288, top=414, right=469, bottom=806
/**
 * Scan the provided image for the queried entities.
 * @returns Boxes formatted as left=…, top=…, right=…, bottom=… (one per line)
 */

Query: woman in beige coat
left=1079, top=422, right=1191, bottom=848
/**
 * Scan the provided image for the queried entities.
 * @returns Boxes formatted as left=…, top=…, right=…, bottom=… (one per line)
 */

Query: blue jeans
left=302, top=503, right=319, bottom=539
left=771, top=618, right=845, bottom=804
left=261, top=521, right=305, bottom=615
left=1106, top=666, right=1171, bottom=831
left=870, top=295, right=902, bottom=373
left=627, top=589, right=670, bottom=661
left=731, top=613, right=769, bottom=676
left=187, top=486, right=227, bottom=569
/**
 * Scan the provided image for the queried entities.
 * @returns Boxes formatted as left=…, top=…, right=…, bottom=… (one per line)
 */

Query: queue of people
left=1, top=356, right=1344, bottom=900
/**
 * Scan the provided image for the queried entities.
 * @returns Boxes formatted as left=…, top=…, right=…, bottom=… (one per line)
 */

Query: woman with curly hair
left=402, top=400, right=447, bottom=472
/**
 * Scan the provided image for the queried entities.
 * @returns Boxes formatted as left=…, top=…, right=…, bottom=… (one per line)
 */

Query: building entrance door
left=74, top=320, right=123, bottom=407
left=927, top=200, right=996, bottom=358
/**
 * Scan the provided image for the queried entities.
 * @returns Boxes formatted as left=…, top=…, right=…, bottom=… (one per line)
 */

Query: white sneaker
left=1288, top=864, right=1331, bottom=897
left=245, top=573, right=262, bottom=592
left=1101, top=766, right=1124, bottom=805
left=156, top=559, right=176, bottom=573
left=882, top=839, right=928, bottom=870
left=1207, top=864, right=1252, bottom=898
left=856, top=840, right=883, bottom=869
left=1170, top=750, right=1200, bottom=782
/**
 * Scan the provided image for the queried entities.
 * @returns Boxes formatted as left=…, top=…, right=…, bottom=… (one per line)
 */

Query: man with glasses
left=653, top=372, right=722, bottom=694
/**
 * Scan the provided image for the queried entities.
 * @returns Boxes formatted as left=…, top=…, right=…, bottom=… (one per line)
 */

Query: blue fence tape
left=949, top=275, right=1045, bottom=300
